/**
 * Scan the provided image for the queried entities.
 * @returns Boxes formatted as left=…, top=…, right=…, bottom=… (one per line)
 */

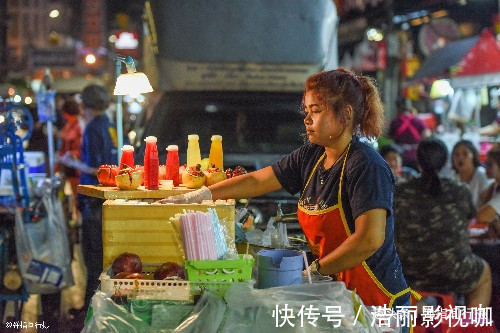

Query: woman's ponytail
left=357, top=76, right=384, bottom=140
left=416, top=138, right=448, bottom=197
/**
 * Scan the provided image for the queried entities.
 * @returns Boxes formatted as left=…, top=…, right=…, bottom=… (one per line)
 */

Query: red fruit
left=125, top=273, right=143, bottom=279
left=204, top=165, right=226, bottom=186
left=186, top=164, right=204, bottom=177
left=111, top=253, right=142, bottom=276
left=113, top=272, right=130, bottom=279
left=182, top=164, right=206, bottom=189
left=225, top=168, right=233, bottom=179
left=232, top=166, right=247, bottom=177
left=154, top=262, right=185, bottom=280
left=97, top=165, right=120, bottom=186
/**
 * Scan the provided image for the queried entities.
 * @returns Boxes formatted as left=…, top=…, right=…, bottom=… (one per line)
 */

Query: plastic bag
left=222, top=282, right=398, bottom=333
left=172, top=290, right=226, bottom=333
left=261, top=218, right=289, bottom=248
left=82, top=292, right=156, bottom=333
left=15, top=192, right=74, bottom=294
left=82, top=291, right=225, bottom=333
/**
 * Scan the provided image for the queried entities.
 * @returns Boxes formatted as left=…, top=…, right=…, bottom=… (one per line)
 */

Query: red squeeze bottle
left=166, top=145, right=180, bottom=187
left=144, top=136, right=157, bottom=188
left=148, top=142, right=159, bottom=190
left=120, top=145, right=135, bottom=169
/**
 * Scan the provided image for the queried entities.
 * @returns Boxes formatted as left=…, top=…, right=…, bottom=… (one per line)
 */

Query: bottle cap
left=144, top=136, right=157, bottom=142
left=211, top=135, right=222, bottom=141
left=121, top=144, right=134, bottom=151
left=188, top=134, right=199, bottom=140
left=166, top=145, right=178, bottom=151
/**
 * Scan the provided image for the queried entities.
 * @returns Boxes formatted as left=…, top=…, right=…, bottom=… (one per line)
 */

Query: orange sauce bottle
left=209, top=135, right=223, bottom=169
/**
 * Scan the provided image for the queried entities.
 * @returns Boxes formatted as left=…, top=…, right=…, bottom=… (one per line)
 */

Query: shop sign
left=31, top=48, right=76, bottom=68
left=115, top=31, right=139, bottom=50
left=157, top=60, right=320, bottom=92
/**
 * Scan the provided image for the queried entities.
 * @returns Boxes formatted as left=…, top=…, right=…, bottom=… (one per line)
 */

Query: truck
left=137, top=0, right=338, bottom=225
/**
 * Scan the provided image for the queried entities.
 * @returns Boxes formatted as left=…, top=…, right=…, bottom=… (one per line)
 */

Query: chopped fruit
left=97, top=165, right=120, bottom=186
left=204, top=164, right=227, bottom=186
left=182, top=164, right=206, bottom=189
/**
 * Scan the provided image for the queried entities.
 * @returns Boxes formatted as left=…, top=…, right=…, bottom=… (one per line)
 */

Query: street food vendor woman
left=163, top=68, right=414, bottom=311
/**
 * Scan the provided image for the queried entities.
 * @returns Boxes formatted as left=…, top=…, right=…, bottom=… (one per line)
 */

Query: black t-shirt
left=272, top=137, right=409, bottom=301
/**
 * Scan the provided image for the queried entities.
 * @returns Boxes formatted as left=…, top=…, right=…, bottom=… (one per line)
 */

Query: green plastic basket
left=185, top=254, right=254, bottom=296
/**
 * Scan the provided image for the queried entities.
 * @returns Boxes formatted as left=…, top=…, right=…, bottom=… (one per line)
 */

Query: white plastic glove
left=159, top=186, right=212, bottom=204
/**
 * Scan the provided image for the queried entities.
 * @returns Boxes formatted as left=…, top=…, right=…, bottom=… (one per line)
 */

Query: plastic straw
left=302, top=251, right=312, bottom=284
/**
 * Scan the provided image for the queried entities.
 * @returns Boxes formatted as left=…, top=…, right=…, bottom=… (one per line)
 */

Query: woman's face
left=302, top=91, right=347, bottom=147
left=485, top=157, right=500, bottom=180
left=452, top=145, right=475, bottom=173
left=384, top=151, right=402, bottom=175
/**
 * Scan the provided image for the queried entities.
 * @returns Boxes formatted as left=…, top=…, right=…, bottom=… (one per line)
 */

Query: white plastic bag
left=15, top=192, right=74, bottom=294
left=82, top=290, right=225, bottom=333
left=222, top=282, right=395, bottom=333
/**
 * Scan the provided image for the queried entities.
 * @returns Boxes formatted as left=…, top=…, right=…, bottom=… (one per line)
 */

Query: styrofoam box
left=102, top=199, right=235, bottom=269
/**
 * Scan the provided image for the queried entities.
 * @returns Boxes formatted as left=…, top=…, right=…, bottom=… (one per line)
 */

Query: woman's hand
left=159, top=186, right=212, bottom=204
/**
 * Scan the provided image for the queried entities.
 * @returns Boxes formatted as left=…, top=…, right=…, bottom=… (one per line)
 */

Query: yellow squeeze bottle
left=209, top=135, right=223, bottom=169
left=187, top=134, right=202, bottom=167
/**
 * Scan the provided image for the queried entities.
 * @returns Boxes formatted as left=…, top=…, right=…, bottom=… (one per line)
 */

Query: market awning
left=408, top=35, right=479, bottom=82
left=450, top=29, right=500, bottom=88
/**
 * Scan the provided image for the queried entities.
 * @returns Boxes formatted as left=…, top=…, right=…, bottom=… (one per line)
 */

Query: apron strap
left=389, top=287, right=421, bottom=308
left=389, top=288, right=421, bottom=333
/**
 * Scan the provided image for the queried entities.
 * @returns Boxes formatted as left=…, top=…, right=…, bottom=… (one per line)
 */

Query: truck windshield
left=140, top=91, right=305, bottom=161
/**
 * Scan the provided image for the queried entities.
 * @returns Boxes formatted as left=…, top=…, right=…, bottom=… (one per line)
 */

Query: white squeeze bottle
left=187, top=134, right=202, bottom=167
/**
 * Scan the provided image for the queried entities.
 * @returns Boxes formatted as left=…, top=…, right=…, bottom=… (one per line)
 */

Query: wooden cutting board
left=77, top=184, right=194, bottom=199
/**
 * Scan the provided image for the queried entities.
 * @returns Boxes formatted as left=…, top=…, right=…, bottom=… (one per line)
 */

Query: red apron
left=297, top=145, right=418, bottom=309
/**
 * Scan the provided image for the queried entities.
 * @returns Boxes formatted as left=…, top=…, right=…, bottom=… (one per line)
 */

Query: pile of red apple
left=111, top=252, right=185, bottom=280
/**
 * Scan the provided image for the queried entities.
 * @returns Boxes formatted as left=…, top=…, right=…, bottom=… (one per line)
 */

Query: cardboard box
left=102, top=200, right=235, bottom=268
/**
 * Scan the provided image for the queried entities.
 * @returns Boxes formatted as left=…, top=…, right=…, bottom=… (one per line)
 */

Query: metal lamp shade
left=113, top=72, right=153, bottom=96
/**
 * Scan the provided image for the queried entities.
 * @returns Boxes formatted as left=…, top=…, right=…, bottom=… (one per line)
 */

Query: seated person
left=476, top=148, right=500, bottom=239
left=451, top=140, right=493, bottom=209
left=394, top=138, right=491, bottom=308
left=379, top=143, right=418, bottom=183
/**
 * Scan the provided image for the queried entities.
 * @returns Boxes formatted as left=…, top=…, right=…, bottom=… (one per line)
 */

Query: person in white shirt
left=451, top=140, right=493, bottom=209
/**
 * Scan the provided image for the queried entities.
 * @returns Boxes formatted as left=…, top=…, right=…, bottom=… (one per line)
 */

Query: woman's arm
left=476, top=204, right=498, bottom=224
left=316, top=208, right=386, bottom=275
left=209, top=166, right=283, bottom=200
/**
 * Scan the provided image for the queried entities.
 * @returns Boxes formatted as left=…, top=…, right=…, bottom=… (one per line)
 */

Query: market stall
left=75, top=133, right=410, bottom=333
